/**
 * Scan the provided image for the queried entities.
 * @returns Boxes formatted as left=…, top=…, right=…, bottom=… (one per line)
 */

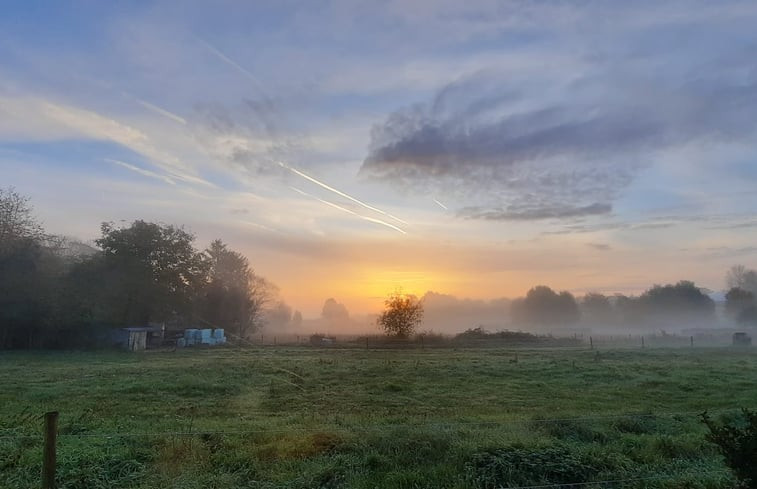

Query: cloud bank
left=361, top=61, right=757, bottom=220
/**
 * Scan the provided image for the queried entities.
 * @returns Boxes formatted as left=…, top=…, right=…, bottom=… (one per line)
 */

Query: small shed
left=113, top=327, right=162, bottom=351
left=733, top=332, right=752, bottom=346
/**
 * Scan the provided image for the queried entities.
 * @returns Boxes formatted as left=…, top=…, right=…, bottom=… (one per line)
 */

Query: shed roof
left=121, top=327, right=161, bottom=333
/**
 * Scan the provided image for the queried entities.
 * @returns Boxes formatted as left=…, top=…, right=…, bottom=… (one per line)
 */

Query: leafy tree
left=291, top=310, right=303, bottom=328
left=94, top=220, right=208, bottom=325
left=322, top=298, right=349, bottom=323
left=0, top=188, right=61, bottom=348
left=265, top=301, right=293, bottom=329
left=581, top=292, right=613, bottom=325
left=200, top=239, right=273, bottom=339
left=511, top=286, right=580, bottom=326
left=637, top=280, right=714, bottom=324
left=377, top=290, right=423, bottom=338
left=726, top=287, right=755, bottom=322
left=738, top=306, right=757, bottom=325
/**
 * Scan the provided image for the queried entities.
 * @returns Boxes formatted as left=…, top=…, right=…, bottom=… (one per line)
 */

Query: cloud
left=0, top=96, right=215, bottom=187
left=586, top=243, right=612, bottom=251
left=360, top=62, right=757, bottom=221
left=459, top=203, right=611, bottom=221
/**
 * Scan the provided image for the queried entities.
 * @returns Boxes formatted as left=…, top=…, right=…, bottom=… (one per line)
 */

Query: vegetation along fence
left=2, top=407, right=752, bottom=488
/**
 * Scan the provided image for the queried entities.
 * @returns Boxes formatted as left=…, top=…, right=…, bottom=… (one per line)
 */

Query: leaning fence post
left=42, top=411, right=58, bottom=489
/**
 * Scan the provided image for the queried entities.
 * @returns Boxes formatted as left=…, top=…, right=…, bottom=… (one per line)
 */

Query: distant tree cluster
left=511, top=286, right=580, bottom=327
left=0, top=188, right=295, bottom=349
left=509, top=281, right=716, bottom=329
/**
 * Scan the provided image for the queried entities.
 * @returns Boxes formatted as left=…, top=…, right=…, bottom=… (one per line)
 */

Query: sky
left=2, top=1, right=757, bottom=317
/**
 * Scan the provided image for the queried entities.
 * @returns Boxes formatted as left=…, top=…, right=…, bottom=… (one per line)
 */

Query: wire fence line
left=0, top=406, right=749, bottom=441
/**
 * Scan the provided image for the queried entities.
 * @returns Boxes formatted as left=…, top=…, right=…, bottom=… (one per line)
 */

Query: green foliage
left=638, top=281, right=715, bottom=321
left=511, top=285, right=580, bottom=326
left=454, top=327, right=580, bottom=346
left=464, top=445, right=603, bottom=488
left=725, top=287, right=755, bottom=321
left=0, top=189, right=280, bottom=349
left=0, top=188, right=63, bottom=348
left=95, top=220, right=208, bottom=326
left=200, top=239, right=272, bottom=339
left=702, top=409, right=757, bottom=487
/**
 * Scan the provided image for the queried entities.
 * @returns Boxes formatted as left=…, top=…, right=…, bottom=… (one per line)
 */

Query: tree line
left=0, top=188, right=296, bottom=349
left=510, top=271, right=757, bottom=329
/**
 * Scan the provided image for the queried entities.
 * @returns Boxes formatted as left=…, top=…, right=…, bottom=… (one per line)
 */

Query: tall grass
left=0, top=346, right=754, bottom=488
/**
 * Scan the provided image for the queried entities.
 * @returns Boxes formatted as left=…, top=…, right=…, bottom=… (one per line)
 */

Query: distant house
left=113, top=327, right=163, bottom=352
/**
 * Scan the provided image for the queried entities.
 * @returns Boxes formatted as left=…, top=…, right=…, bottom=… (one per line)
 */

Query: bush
left=701, top=409, right=757, bottom=488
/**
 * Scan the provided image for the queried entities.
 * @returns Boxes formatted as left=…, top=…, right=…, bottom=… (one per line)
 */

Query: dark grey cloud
left=360, top=63, right=757, bottom=221
left=587, top=243, right=612, bottom=251
left=459, top=202, right=611, bottom=221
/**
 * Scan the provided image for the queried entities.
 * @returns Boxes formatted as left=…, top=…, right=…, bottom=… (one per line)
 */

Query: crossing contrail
left=197, top=37, right=267, bottom=91
left=289, top=186, right=406, bottom=235
left=433, top=199, right=448, bottom=210
left=136, top=99, right=187, bottom=125
left=279, top=161, right=408, bottom=225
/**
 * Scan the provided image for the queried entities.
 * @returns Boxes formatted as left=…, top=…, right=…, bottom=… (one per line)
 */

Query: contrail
left=137, top=99, right=187, bottom=125
left=197, top=37, right=267, bottom=91
left=289, top=186, right=406, bottom=235
left=106, top=158, right=176, bottom=185
left=433, top=199, right=448, bottom=210
left=279, top=161, right=408, bottom=225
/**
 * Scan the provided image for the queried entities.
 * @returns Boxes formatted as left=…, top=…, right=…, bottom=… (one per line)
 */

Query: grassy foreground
left=1, top=346, right=756, bottom=488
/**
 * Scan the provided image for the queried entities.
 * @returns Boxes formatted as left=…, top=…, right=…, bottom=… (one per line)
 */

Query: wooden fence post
left=641, top=336, right=645, bottom=349
left=691, top=336, right=694, bottom=347
left=589, top=336, right=593, bottom=350
left=42, top=411, right=58, bottom=489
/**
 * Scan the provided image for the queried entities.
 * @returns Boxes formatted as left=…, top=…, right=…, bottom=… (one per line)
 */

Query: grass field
left=2, top=345, right=756, bottom=488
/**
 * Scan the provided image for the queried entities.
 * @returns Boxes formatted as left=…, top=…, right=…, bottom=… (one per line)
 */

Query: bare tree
left=0, top=187, right=45, bottom=248
left=727, top=265, right=757, bottom=295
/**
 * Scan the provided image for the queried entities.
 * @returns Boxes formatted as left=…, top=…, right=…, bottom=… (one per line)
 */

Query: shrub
left=701, top=409, right=757, bottom=488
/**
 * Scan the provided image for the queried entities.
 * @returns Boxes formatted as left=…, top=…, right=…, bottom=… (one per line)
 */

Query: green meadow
left=2, top=346, right=756, bottom=488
